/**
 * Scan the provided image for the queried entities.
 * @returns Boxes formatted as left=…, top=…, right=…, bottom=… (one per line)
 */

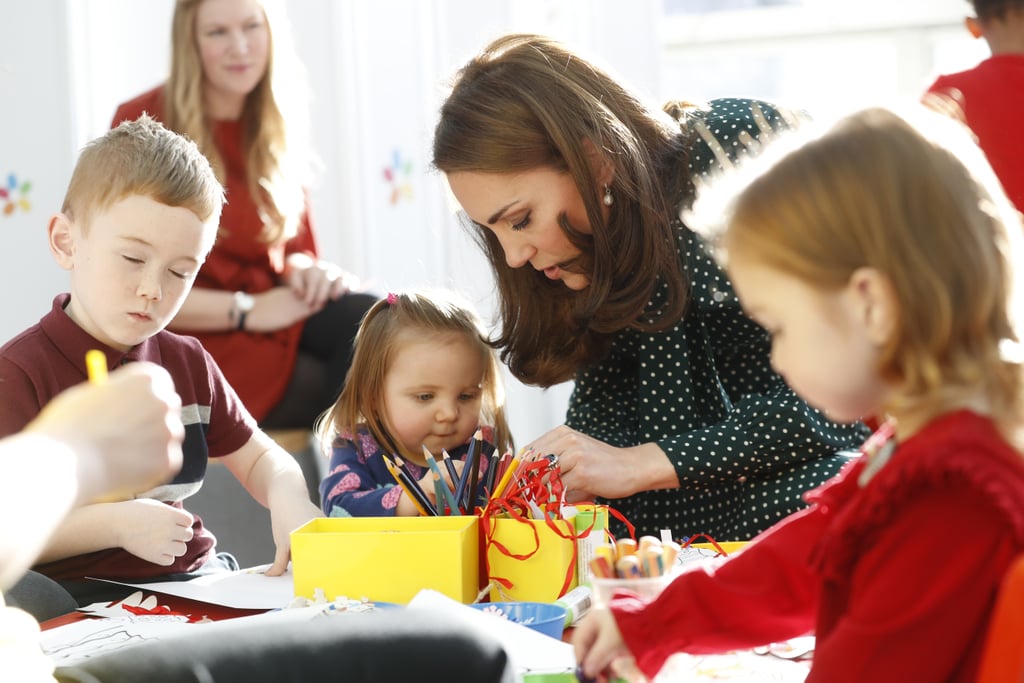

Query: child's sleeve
left=319, top=440, right=403, bottom=517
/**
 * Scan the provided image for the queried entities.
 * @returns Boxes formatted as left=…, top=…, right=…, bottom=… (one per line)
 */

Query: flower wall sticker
left=1, top=172, right=32, bottom=216
left=382, top=148, right=413, bottom=205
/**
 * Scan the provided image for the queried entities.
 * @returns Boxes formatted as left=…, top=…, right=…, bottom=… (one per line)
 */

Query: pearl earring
left=603, top=185, right=613, bottom=207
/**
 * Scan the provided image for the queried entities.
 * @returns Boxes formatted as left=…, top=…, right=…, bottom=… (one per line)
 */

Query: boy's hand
left=115, top=499, right=195, bottom=565
left=265, top=497, right=321, bottom=576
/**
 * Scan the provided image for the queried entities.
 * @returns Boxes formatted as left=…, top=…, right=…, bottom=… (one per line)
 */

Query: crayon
left=85, top=349, right=108, bottom=384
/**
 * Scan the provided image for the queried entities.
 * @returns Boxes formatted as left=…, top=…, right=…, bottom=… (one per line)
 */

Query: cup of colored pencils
left=588, top=535, right=679, bottom=609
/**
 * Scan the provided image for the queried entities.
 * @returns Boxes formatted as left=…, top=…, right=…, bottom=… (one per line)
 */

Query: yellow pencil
left=490, top=451, right=523, bottom=500
left=85, top=349, right=108, bottom=384
left=383, top=456, right=429, bottom=516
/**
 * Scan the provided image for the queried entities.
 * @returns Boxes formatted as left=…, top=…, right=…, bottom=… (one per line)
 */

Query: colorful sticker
left=0, top=172, right=32, bottom=216
left=382, top=148, right=413, bottom=205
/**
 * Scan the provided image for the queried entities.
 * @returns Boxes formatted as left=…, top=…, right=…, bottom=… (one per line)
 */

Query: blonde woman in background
left=113, top=0, right=378, bottom=430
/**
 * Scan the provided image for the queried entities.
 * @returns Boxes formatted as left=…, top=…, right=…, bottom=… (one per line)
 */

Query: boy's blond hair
left=62, top=114, right=224, bottom=233
left=317, top=289, right=513, bottom=461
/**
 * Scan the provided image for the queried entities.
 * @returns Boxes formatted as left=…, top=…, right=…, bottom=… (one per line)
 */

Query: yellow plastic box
left=291, top=516, right=480, bottom=604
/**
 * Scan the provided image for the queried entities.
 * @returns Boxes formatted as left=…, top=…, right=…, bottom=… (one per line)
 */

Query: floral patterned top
left=320, top=425, right=496, bottom=517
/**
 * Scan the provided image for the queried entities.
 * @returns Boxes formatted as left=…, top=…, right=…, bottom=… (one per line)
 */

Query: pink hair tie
left=386, top=292, right=398, bottom=305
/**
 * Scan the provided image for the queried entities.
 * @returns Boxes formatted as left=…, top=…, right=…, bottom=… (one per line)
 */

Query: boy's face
left=50, top=195, right=214, bottom=351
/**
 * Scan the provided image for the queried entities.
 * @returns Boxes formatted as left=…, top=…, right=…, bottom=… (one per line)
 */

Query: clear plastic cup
left=590, top=573, right=673, bottom=609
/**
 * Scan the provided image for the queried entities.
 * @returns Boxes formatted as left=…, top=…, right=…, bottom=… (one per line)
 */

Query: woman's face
left=446, top=168, right=598, bottom=291
left=195, top=0, right=270, bottom=119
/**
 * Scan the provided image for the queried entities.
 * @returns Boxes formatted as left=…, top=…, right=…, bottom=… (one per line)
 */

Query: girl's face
left=446, top=168, right=601, bottom=291
left=195, top=0, right=270, bottom=119
left=382, top=332, right=486, bottom=463
left=726, top=251, right=891, bottom=424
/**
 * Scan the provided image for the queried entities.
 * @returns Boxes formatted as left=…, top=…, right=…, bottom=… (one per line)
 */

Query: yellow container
left=691, top=541, right=749, bottom=555
left=485, top=516, right=578, bottom=602
left=291, top=516, right=479, bottom=604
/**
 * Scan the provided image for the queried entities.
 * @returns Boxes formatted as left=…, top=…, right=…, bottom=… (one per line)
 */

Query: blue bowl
left=470, top=601, right=567, bottom=639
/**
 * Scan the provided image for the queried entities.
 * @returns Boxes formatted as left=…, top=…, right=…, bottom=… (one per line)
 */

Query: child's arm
left=320, top=439, right=424, bottom=517
left=35, top=499, right=195, bottom=566
left=217, top=430, right=322, bottom=576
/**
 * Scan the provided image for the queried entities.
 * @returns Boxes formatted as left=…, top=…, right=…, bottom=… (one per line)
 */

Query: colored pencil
left=465, top=434, right=484, bottom=512
left=423, top=446, right=460, bottom=514
left=441, top=449, right=460, bottom=490
left=383, top=455, right=432, bottom=516
left=387, top=454, right=437, bottom=516
left=454, top=429, right=481, bottom=511
left=479, top=449, right=498, bottom=500
left=490, top=450, right=523, bottom=500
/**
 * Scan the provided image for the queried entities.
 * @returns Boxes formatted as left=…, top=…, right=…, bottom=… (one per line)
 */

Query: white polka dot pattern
left=565, top=99, right=869, bottom=540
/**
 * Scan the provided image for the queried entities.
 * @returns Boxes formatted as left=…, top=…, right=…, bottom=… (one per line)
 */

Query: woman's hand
left=283, top=253, right=360, bottom=309
left=247, top=287, right=320, bottom=331
left=526, top=426, right=679, bottom=502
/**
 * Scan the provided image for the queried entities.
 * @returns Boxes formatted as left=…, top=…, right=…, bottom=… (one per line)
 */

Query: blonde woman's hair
left=316, top=290, right=514, bottom=461
left=691, top=105, right=1024, bottom=441
left=166, top=0, right=309, bottom=244
left=62, top=114, right=224, bottom=236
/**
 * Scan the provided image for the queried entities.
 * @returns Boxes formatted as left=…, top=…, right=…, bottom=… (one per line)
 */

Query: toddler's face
left=726, top=251, right=889, bottom=424
left=382, top=333, right=486, bottom=464
left=59, top=195, right=213, bottom=351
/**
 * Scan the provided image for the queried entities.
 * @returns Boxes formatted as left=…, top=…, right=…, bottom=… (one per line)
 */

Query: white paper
left=89, top=564, right=294, bottom=610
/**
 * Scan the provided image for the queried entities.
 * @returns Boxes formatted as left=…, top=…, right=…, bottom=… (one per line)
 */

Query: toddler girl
left=573, top=105, right=1024, bottom=682
left=318, top=290, right=512, bottom=516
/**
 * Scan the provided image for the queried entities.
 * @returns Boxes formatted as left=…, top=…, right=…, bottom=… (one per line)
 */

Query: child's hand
left=265, top=497, right=321, bottom=576
left=115, top=499, right=194, bottom=565
left=572, top=608, right=634, bottom=682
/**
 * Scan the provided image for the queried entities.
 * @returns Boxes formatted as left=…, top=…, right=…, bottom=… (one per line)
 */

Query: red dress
left=112, top=86, right=318, bottom=421
left=611, top=410, right=1024, bottom=682
left=926, top=54, right=1024, bottom=212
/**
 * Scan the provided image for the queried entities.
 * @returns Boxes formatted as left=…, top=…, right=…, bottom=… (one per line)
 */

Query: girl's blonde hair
left=692, top=105, right=1024, bottom=440
left=316, top=290, right=513, bottom=460
left=166, top=0, right=310, bottom=244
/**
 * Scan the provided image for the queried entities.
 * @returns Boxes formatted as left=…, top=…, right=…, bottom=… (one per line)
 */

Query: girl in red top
left=573, top=105, right=1024, bottom=682
left=113, top=0, right=377, bottom=427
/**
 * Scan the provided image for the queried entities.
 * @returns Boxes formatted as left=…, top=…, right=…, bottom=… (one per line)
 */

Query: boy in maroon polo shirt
left=0, top=115, right=321, bottom=615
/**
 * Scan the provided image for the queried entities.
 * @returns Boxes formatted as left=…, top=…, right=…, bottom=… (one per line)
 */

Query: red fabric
left=611, top=410, right=1024, bottom=682
left=112, top=86, right=319, bottom=421
left=926, top=54, right=1024, bottom=212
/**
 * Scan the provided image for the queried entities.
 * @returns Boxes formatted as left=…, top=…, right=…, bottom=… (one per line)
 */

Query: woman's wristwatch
left=231, top=291, right=255, bottom=331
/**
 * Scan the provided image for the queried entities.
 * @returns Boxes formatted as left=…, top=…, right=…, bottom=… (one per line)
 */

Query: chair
left=976, top=553, right=1024, bottom=683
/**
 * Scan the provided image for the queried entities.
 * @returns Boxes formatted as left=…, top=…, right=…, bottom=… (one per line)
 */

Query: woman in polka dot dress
left=433, top=33, right=868, bottom=541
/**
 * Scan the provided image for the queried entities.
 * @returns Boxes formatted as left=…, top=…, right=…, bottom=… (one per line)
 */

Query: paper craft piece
left=45, top=594, right=383, bottom=668
left=92, top=564, right=294, bottom=609
left=41, top=613, right=194, bottom=667
left=406, top=589, right=575, bottom=676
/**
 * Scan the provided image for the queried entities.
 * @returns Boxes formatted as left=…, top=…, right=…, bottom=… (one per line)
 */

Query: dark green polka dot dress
left=566, top=98, right=870, bottom=541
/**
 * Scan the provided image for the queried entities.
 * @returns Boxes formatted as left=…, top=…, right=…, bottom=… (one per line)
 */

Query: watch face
left=236, top=292, right=255, bottom=312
